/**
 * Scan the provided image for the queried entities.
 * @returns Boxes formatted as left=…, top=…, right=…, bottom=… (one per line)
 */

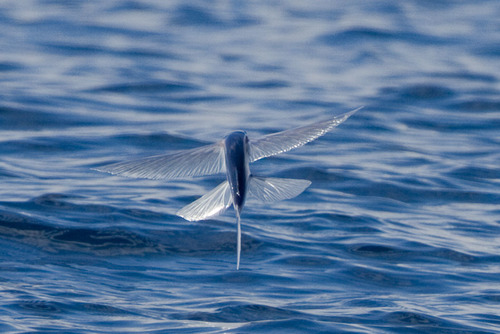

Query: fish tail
left=236, top=212, right=241, bottom=270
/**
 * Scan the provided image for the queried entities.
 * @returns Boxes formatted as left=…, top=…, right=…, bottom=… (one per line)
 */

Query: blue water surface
left=1, top=1, right=500, bottom=333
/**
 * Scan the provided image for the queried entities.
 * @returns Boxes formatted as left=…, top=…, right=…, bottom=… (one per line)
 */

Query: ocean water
left=1, top=0, right=499, bottom=333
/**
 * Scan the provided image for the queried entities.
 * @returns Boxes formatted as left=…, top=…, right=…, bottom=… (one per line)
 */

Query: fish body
left=95, top=107, right=361, bottom=269
left=224, top=131, right=251, bottom=269
left=224, top=131, right=250, bottom=214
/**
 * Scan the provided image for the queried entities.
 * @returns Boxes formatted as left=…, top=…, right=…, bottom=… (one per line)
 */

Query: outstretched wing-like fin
left=249, top=107, right=361, bottom=162
left=94, top=141, right=226, bottom=180
left=177, top=181, right=232, bottom=221
left=248, top=176, right=311, bottom=202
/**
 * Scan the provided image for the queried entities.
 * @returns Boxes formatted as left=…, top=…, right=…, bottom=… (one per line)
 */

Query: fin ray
left=248, top=176, right=311, bottom=202
left=177, top=181, right=232, bottom=221
left=249, top=107, right=360, bottom=162
left=95, top=142, right=226, bottom=180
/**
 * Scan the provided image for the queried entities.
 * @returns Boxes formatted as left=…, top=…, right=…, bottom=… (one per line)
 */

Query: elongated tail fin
left=248, top=176, right=311, bottom=202
left=232, top=176, right=310, bottom=270
left=177, top=181, right=232, bottom=221
left=236, top=211, right=241, bottom=270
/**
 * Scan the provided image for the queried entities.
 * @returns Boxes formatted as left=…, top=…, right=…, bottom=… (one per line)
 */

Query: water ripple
left=0, top=0, right=499, bottom=333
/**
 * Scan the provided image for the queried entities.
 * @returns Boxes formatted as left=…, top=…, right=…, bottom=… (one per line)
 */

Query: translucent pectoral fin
left=249, top=107, right=361, bottom=162
left=177, top=181, right=232, bottom=221
left=94, top=141, right=226, bottom=180
left=248, top=176, right=311, bottom=202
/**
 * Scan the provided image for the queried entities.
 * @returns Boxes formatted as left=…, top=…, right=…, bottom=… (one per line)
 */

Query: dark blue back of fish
left=224, top=131, right=249, bottom=213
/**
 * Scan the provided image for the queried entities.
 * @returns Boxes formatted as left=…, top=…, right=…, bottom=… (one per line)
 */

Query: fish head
left=224, top=131, right=250, bottom=162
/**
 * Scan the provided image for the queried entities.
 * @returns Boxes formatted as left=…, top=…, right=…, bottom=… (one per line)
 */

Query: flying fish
left=95, top=108, right=360, bottom=269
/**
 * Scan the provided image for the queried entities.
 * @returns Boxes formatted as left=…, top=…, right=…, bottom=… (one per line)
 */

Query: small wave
left=0, top=209, right=162, bottom=256
left=318, top=27, right=446, bottom=46
left=0, top=105, right=89, bottom=130
left=89, top=81, right=200, bottom=94
left=380, top=311, right=490, bottom=333
left=171, top=4, right=257, bottom=27
left=451, top=99, right=500, bottom=112
left=172, top=303, right=304, bottom=323
left=239, top=80, right=290, bottom=89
